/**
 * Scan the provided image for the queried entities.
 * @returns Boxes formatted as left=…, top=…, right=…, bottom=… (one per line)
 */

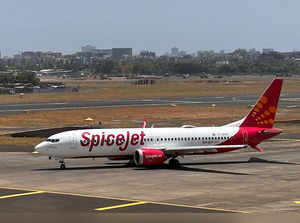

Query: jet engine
left=134, top=148, right=165, bottom=166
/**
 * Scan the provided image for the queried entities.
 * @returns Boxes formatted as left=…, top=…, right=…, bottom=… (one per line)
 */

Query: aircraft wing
left=162, top=145, right=248, bottom=155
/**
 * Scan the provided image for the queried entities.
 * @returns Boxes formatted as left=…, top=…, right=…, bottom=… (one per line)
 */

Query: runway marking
left=0, top=103, right=172, bottom=113
left=0, top=191, right=44, bottom=199
left=0, top=186, right=248, bottom=213
left=95, top=201, right=148, bottom=211
left=0, top=186, right=141, bottom=203
left=148, top=201, right=249, bottom=214
left=0, top=98, right=259, bottom=113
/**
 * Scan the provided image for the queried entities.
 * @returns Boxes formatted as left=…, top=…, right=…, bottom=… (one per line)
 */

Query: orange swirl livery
left=241, top=78, right=282, bottom=128
left=35, top=78, right=284, bottom=170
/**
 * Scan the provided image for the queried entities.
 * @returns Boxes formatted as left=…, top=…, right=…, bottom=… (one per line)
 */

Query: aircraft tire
left=60, top=163, right=66, bottom=170
left=168, top=159, right=180, bottom=169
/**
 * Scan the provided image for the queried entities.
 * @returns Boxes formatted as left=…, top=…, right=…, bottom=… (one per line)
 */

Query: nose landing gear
left=59, top=160, right=66, bottom=170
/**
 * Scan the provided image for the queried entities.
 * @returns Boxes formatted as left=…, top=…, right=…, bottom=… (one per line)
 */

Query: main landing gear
left=59, top=160, right=66, bottom=170
left=127, top=159, right=136, bottom=167
left=168, top=158, right=180, bottom=169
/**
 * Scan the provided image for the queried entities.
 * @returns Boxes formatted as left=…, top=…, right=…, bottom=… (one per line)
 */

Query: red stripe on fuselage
left=216, top=127, right=281, bottom=154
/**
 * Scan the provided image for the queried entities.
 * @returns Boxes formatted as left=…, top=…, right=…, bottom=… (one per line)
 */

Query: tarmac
left=0, top=93, right=300, bottom=114
left=1, top=140, right=300, bottom=214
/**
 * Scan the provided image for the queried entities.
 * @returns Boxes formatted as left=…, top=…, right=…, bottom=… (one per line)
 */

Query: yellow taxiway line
left=0, top=191, right=44, bottom=199
left=148, top=201, right=249, bottom=214
left=95, top=201, right=148, bottom=211
left=0, top=186, right=248, bottom=213
left=294, top=201, right=300, bottom=204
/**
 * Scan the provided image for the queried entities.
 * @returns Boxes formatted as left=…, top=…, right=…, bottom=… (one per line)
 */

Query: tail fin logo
left=251, top=96, right=276, bottom=126
left=241, top=78, right=283, bottom=128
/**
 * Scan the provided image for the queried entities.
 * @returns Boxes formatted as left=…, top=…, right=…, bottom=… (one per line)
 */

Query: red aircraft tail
left=240, top=78, right=283, bottom=128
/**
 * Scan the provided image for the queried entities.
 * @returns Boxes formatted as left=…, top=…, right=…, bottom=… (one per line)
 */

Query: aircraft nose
left=34, top=142, right=47, bottom=154
left=34, top=143, right=42, bottom=151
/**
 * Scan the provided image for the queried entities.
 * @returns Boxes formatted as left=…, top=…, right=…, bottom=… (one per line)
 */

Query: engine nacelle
left=134, top=148, right=165, bottom=166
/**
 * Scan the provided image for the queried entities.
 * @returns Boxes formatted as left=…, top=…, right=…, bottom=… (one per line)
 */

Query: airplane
left=35, top=78, right=283, bottom=170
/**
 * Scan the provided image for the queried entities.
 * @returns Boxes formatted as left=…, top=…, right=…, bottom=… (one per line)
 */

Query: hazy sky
left=1, top=0, right=300, bottom=56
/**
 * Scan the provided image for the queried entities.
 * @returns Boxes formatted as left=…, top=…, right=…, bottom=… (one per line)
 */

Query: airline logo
left=241, top=78, right=282, bottom=128
left=80, top=131, right=146, bottom=152
left=251, top=96, right=276, bottom=126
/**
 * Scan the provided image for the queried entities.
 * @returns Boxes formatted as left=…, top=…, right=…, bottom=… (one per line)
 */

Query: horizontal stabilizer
left=250, top=145, right=264, bottom=152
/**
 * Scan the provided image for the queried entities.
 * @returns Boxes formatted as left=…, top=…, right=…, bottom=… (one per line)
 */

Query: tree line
left=0, top=71, right=40, bottom=86
left=1, top=56, right=299, bottom=76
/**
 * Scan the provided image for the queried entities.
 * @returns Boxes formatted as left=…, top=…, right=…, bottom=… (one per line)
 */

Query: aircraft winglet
left=142, top=119, right=147, bottom=128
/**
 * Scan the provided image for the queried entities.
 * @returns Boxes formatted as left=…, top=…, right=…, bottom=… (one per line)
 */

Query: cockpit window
left=46, top=138, right=60, bottom=143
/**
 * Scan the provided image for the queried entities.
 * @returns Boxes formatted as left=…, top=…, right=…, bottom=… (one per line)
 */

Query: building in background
left=112, top=48, right=132, bottom=59
left=171, top=47, right=179, bottom=57
left=96, top=49, right=112, bottom=57
left=262, top=48, right=274, bottom=54
left=81, top=45, right=97, bottom=53
left=139, top=50, right=156, bottom=58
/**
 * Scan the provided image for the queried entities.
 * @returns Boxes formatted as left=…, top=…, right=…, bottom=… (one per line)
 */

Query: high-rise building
left=171, top=47, right=179, bottom=57
left=96, top=49, right=112, bottom=56
left=112, top=48, right=132, bottom=59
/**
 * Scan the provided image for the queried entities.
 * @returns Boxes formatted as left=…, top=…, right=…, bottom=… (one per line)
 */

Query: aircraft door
left=69, top=132, right=77, bottom=150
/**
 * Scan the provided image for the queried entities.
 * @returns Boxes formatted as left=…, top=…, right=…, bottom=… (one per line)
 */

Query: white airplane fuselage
left=36, top=127, right=239, bottom=159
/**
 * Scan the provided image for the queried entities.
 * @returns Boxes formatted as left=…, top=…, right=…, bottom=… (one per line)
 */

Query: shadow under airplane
left=33, top=157, right=299, bottom=174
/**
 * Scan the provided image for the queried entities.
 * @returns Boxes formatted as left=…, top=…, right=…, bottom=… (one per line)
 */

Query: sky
left=1, top=0, right=300, bottom=56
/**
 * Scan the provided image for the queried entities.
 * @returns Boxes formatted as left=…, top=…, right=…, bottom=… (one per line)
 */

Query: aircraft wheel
left=127, top=159, right=136, bottom=167
left=168, top=159, right=180, bottom=168
left=60, top=163, right=66, bottom=170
